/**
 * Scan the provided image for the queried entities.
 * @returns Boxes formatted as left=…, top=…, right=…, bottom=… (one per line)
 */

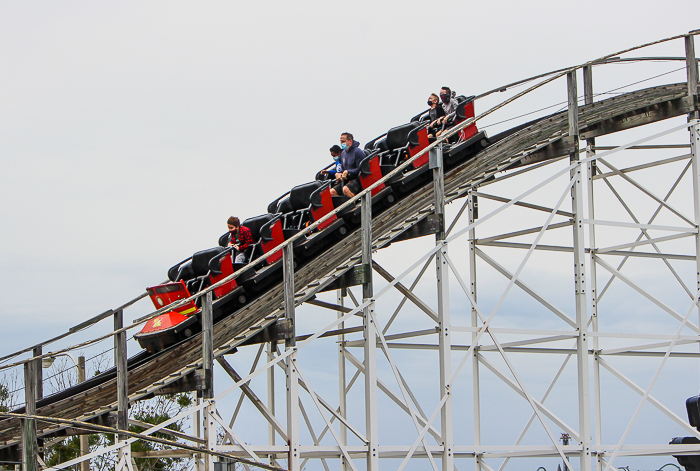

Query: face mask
left=427, top=100, right=433, bottom=106
left=440, top=94, right=449, bottom=103
left=340, top=143, right=348, bottom=150
left=333, top=155, right=339, bottom=161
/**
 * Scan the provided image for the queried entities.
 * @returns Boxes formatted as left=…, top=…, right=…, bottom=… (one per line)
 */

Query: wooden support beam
left=78, top=356, right=89, bottom=471
left=202, top=292, right=214, bottom=400
left=114, top=310, right=128, bottom=437
left=519, top=136, right=577, bottom=166
left=580, top=97, right=692, bottom=140
left=22, top=362, right=38, bottom=471
left=391, top=214, right=442, bottom=243
left=31, top=346, right=42, bottom=401
left=687, top=33, right=699, bottom=120
left=319, top=264, right=370, bottom=292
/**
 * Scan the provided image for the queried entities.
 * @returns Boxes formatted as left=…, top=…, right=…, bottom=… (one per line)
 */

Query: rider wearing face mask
left=322, top=145, right=344, bottom=194
left=427, top=93, right=446, bottom=139
left=332, top=132, right=365, bottom=198
left=439, top=86, right=459, bottom=116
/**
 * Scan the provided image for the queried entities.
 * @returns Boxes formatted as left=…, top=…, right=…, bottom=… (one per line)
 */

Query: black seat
left=385, top=122, right=419, bottom=150
left=171, top=260, right=194, bottom=282
left=191, top=247, right=225, bottom=277
left=375, top=137, right=389, bottom=152
left=364, top=134, right=386, bottom=151
left=242, top=214, right=273, bottom=242
left=239, top=214, right=273, bottom=262
left=267, top=192, right=290, bottom=214
left=218, top=232, right=229, bottom=248
left=289, top=181, right=322, bottom=211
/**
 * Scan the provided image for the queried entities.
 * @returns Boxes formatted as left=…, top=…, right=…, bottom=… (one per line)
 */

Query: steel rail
left=475, top=56, right=700, bottom=101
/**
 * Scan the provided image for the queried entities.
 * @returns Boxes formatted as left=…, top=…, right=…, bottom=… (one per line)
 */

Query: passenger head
left=440, top=87, right=452, bottom=103
left=227, top=216, right=240, bottom=232
left=428, top=93, right=439, bottom=108
left=330, top=144, right=342, bottom=156
left=340, top=132, right=354, bottom=150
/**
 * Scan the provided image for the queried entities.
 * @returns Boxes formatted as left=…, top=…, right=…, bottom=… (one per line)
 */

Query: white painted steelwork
left=5, top=31, right=700, bottom=471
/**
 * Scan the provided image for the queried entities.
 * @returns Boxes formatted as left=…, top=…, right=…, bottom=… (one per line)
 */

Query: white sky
left=1, top=2, right=699, bottom=469
left=1, top=1, right=697, bottom=341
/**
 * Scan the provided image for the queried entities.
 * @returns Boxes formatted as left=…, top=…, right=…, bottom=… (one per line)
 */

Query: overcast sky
left=1, top=0, right=697, bottom=339
left=1, top=2, right=699, bottom=470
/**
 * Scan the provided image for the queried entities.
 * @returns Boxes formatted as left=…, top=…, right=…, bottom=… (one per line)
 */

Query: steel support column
left=686, top=35, right=700, bottom=337
left=362, top=192, right=379, bottom=471
left=338, top=288, right=348, bottom=471
left=193, top=397, right=202, bottom=471
left=432, top=144, right=453, bottom=471
left=267, top=341, right=276, bottom=466
left=468, top=189, right=481, bottom=471
left=583, top=64, right=603, bottom=471
left=283, top=243, right=300, bottom=471
left=568, top=70, right=592, bottom=471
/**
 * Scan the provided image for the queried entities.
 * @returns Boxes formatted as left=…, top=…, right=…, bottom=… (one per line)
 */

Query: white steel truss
left=201, top=117, right=700, bottom=471
left=4, top=32, right=700, bottom=471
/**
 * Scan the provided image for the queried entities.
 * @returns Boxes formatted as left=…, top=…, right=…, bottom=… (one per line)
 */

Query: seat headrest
left=242, top=214, right=273, bottom=241
left=174, top=261, right=194, bottom=282
left=386, top=122, right=419, bottom=150
left=289, top=181, right=322, bottom=211
left=267, top=192, right=289, bottom=214
left=191, top=247, right=224, bottom=277
left=168, top=260, right=189, bottom=282
left=276, top=195, right=293, bottom=214
left=365, top=134, right=385, bottom=151
left=218, top=232, right=229, bottom=248
left=375, top=137, right=388, bottom=152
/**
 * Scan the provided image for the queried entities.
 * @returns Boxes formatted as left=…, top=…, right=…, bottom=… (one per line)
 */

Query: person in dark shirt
left=332, top=132, right=365, bottom=198
left=226, top=216, right=254, bottom=263
left=427, top=93, right=446, bottom=139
